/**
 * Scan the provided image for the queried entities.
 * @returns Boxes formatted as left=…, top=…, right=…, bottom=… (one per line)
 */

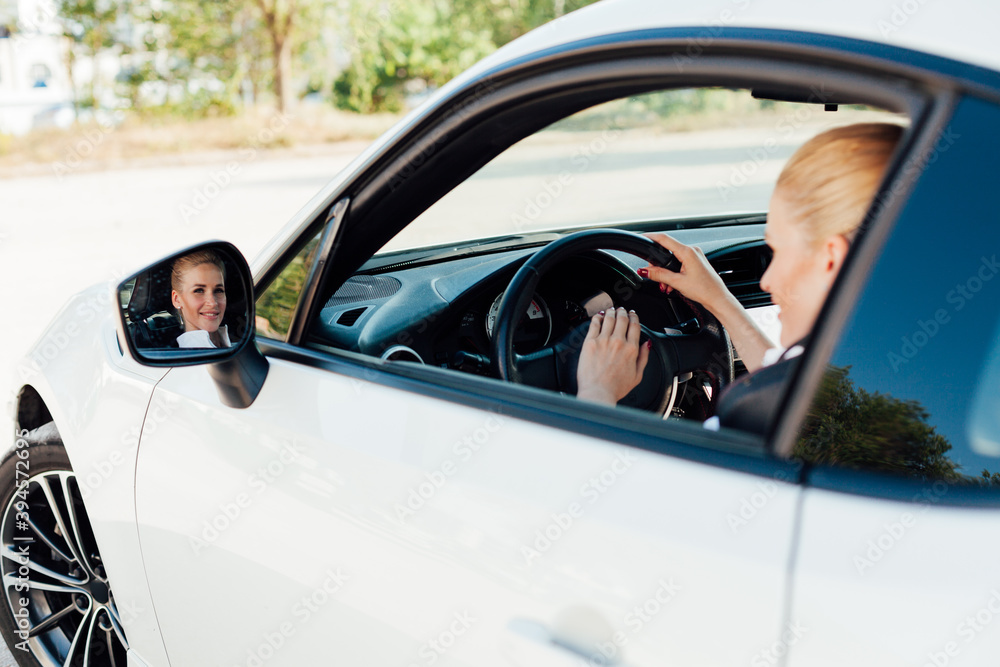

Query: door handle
left=500, top=608, right=632, bottom=667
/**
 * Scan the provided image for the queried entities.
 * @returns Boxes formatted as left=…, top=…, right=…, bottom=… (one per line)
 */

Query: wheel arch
left=15, top=384, right=56, bottom=435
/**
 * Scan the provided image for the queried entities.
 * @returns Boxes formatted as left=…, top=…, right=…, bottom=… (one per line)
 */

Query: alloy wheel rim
left=2, top=470, right=128, bottom=667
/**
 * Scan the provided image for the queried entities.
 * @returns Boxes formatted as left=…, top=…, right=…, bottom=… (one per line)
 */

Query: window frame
left=252, top=30, right=969, bottom=479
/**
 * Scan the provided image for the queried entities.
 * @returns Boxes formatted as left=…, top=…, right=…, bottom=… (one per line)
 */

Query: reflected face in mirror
left=118, top=241, right=252, bottom=360
left=171, top=251, right=229, bottom=348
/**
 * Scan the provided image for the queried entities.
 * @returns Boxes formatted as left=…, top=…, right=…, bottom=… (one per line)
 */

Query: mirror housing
left=115, top=241, right=268, bottom=408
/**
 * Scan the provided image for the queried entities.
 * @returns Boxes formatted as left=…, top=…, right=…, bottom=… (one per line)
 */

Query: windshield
left=377, top=87, right=905, bottom=254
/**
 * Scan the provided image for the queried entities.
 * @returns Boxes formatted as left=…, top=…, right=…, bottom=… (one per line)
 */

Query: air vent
left=325, top=275, right=401, bottom=308
left=711, top=245, right=773, bottom=308
left=336, top=307, right=368, bottom=327
left=713, top=255, right=758, bottom=285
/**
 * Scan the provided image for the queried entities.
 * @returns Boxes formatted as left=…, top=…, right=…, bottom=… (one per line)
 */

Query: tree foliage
left=56, top=0, right=125, bottom=110
left=50, top=0, right=602, bottom=116
left=333, top=0, right=601, bottom=112
left=794, top=365, right=963, bottom=482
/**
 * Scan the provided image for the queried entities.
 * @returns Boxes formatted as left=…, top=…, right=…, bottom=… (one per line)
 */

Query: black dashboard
left=309, top=224, right=773, bottom=378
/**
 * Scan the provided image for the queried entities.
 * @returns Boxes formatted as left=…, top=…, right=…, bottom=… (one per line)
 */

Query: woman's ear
left=171, top=289, right=181, bottom=310
left=824, top=234, right=851, bottom=277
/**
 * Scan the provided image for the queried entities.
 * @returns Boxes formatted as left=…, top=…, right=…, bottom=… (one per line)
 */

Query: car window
left=794, top=95, right=1000, bottom=488
left=255, top=231, right=322, bottom=341
left=380, top=87, right=905, bottom=254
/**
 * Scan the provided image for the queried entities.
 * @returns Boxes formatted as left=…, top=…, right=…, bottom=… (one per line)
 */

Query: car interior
left=254, top=66, right=916, bottom=449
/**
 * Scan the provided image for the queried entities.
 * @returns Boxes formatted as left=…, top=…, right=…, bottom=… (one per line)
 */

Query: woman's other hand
left=576, top=307, right=650, bottom=405
left=643, top=232, right=772, bottom=372
left=641, top=233, right=731, bottom=312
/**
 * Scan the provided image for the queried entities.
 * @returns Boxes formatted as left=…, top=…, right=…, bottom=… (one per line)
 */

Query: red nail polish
left=637, top=267, right=649, bottom=278
left=659, top=283, right=667, bottom=293
left=645, top=340, right=652, bottom=349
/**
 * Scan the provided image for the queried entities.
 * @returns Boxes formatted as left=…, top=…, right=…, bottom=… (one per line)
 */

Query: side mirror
left=115, top=241, right=268, bottom=408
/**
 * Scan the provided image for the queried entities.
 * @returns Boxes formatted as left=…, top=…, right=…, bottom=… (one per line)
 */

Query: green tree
left=333, top=0, right=600, bottom=113
left=55, top=0, right=123, bottom=111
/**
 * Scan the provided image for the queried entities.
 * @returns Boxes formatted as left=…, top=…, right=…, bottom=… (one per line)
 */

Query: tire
left=0, top=424, right=129, bottom=667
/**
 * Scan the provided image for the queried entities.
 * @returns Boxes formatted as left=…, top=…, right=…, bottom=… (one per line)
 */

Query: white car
left=4, top=1, right=1000, bottom=666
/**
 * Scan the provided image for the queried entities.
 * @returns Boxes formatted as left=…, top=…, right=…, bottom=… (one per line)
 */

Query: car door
left=784, top=94, right=1000, bottom=666
left=133, top=285, right=802, bottom=667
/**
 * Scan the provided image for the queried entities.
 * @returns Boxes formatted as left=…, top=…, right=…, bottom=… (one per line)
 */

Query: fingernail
left=637, top=267, right=649, bottom=278
left=645, top=340, right=652, bottom=349
left=659, top=283, right=667, bottom=293
left=629, top=309, right=636, bottom=314
left=598, top=310, right=605, bottom=315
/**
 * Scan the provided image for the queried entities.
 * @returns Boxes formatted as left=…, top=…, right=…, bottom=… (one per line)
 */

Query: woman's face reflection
left=171, top=263, right=227, bottom=333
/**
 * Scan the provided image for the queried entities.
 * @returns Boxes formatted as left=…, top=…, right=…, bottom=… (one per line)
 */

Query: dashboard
left=310, top=225, right=774, bottom=382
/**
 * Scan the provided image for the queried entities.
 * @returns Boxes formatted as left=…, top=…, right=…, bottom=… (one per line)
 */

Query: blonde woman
left=171, top=250, right=231, bottom=349
left=576, top=123, right=904, bottom=415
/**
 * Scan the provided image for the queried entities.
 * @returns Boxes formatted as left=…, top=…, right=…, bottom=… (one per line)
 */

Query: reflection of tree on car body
left=171, top=250, right=231, bottom=349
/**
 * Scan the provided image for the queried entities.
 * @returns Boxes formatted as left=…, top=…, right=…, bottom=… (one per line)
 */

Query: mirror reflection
left=119, top=245, right=250, bottom=353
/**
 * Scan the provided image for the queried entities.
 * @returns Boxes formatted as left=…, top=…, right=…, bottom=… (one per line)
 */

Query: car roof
left=476, top=0, right=1000, bottom=77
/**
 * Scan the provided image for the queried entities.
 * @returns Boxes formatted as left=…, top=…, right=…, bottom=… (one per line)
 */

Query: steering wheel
left=490, top=229, right=734, bottom=413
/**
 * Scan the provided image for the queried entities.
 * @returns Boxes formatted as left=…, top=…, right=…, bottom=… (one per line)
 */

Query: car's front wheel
left=0, top=424, right=129, bottom=667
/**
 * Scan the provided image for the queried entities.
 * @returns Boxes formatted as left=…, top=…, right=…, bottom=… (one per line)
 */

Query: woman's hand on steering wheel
left=642, top=233, right=731, bottom=313
left=576, top=307, right=651, bottom=405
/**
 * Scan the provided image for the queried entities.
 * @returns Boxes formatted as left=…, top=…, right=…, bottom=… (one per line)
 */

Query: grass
left=0, top=105, right=402, bottom=176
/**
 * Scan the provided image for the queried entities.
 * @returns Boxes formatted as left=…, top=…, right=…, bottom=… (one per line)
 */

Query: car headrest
left=128, top=263, right=175, bottom=322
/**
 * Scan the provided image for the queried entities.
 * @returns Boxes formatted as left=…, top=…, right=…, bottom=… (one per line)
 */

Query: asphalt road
left=0, top=118, right=837, bottom=663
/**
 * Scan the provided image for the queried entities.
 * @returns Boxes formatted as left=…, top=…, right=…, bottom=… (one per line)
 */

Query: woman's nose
left=759, top=264, right=772, bottom=294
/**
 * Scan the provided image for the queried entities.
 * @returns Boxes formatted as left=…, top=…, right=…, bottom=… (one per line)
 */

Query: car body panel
left=789, top=487, right=1000, bottom=666
left=134, top=357, right=800, bottom=666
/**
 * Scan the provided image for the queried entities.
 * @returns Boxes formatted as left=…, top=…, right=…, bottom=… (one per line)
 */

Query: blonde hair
left=776, top=122, right=904, bottom=246
left=171, top=250, right=226, bottom=293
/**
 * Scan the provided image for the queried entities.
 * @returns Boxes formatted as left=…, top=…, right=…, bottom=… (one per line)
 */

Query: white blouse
left=177, top=325, right=231, bottom=349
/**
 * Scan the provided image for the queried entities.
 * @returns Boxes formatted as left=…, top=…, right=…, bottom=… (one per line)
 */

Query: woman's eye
left=193, top=288, right=204, bottom=294
left=215, top=287, right=225, bottom=294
